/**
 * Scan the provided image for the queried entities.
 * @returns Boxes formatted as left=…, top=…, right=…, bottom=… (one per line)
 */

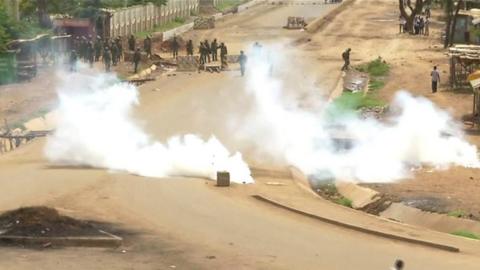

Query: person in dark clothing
left=341, top=48, right=351, bottom=71
left=220, top=42, right=228, bottom=68
left=116, top=36, right=123, bottom=62
left=111, top=42, right=119, bottom=66
left=172, top=36, right=179, bottom=59
left=144, top=35, right=152, bottom=58
left=128, top=35, right=136, bottom=51
left=239, top=50, right=247, bottom=76
left=431, top=66, right=440, bottom=93
left=103, top=47, right=111, bottom=72
left=94, top=36, right=103, bottom=62
left=211, top=39, right=218, bottom=61
left=69, top=50, right=78, bottom=72
left=392, top=259, right=404, bottom=270
left=199, top=42, right=206, bottom=65
left=86, top=41, right=94, bottom=68
left=186, top=40, right=193, bottom=56
left=79, top=37, right=87, bottom=60
left=133, top=48, right=141, bottom=73
left=204, top=39, right=211, bottom=63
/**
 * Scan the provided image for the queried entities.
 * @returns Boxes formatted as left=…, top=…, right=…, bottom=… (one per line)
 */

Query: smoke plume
left=45, top=71, right=253, bottom=184
left=238, top=44, right=480, bottom=182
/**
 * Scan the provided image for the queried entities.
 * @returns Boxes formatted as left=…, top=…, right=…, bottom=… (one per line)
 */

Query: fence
left=109, top=0, right=200, bottom=38
left=109, top=0, right=257, bottom=38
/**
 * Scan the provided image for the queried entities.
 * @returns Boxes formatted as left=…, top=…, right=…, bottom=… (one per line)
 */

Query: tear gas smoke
left=45, top=71, right=253, bottom=184
left=239, top=44, right=480, bottom=182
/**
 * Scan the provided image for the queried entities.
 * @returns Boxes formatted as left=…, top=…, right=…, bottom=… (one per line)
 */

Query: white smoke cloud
left=238, top=44, right=480, bottom=183
left=45, top=71, right=253, bottom=184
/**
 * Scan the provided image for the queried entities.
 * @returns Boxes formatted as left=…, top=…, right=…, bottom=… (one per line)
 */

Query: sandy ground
left=1, top=0, right=480, bottom=269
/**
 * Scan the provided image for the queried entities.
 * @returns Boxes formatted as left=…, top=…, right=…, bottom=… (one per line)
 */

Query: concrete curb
left=305, top=0, right=355, bottom=33
left=252, top=194, right=460, bottom=253
left=0, top=230, right=122, bottom=248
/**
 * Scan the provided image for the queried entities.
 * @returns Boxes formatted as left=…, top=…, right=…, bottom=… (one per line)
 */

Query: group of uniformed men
left=69, top=34, right=153, bottom=73
left=170, top=37, right=229, bottom=68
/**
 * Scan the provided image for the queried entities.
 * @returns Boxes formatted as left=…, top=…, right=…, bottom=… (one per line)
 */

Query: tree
left=443, top=0, right=464, bottom=48
left=398, top=0, right=425, bottom=33
left=0, top=3, right=21, bottom=51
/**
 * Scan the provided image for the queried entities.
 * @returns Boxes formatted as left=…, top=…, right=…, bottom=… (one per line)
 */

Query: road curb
left=252, top=194, right=460, bottom=253
left=0, top=230, right=122, bottom=248
left=305, top=0, right=355, bottom=33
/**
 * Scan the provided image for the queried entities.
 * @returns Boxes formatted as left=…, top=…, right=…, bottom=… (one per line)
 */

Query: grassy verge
left=216, top=0, right=247, bottom=12
left=327, top=57, right=390, bottom=117
left=313, top=180, right=353, bottom=208
left=335, top=197, right=353, bottom=208
left=135, top=17, right=187, bottom=39
left=450, top=230, right=480, bottom=240
left=447, top=210, right=466, bottom=218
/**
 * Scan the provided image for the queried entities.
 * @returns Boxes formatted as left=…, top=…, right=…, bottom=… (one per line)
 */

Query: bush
left=335, top=197, right=353, bottom=208
left=447, top=210, right=466, bottom=218
left=357, top=57, right=390, bottom=77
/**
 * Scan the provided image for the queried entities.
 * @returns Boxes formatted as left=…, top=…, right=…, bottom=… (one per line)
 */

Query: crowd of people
left=68, top=34, right=243, bottom=75
left=69, top=34, right=153, bottom=73
left=398, top=5, right=430, bottom=36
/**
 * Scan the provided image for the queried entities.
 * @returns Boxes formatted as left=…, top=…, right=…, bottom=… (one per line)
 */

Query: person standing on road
left=128, top=35, right=136, bottom=51
left=133, top=48, right=141, bottom=74
left=424, top=17, right=430, bottom=36
left=211, top=38, right=218, bottom=61
left=69, top=49, right=78, bottom=72
left=431, top=66, right=440, bottom=93
left=144, top=35, right=152, bottom=58
left=186, top=40, right=193, bottom=56
left=391, top=259, right=404, bottom=270
left=86, top=41, right=94, bottom=68
left=103, top=47, right=111, bottom=72
left=341, top=48, right=351, bottom=71
left=220, top=42, right=228, bottom=68
left=204, top=39, right=211, bottom=63
left=239, top=50, right=247, bottom=76
left=172, top=36, right=179, bottom=59
left=94, top=36, right=103, bottom=62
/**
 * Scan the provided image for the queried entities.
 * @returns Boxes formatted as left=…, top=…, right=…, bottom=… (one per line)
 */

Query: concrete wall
left=109, top=0, right=199, bottom=37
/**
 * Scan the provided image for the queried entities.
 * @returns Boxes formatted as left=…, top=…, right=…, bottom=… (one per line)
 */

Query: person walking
left=341, top=48, right=351, bottom=71
left=431, top=66, right=440, bottom=93
left=239, top=50, right=247, bottom=76
left=424, top=17, right=430, bottom=36
left=133, top=48, right=141, bottom=73
left=94, top=36, right=103, bottom=62
left=116, top=36, right=123, bottom=62
left=111, top=42, right=119, bottom=66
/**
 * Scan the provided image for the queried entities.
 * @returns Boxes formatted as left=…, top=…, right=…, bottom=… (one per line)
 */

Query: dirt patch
left=0, top=207, right=103, bottom=238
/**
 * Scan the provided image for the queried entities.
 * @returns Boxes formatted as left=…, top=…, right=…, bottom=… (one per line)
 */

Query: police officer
left=111, top=42, right=119, bottom=66
left=103, top=46, right=112, bottom=72
left=144, top=35, right=152, bottom=58
left=341, top=48, right=351, bottom=71
left=128, top=35, right=136, bottom=51
left=69, top=49, right=78, bottom=72
left=204, top=39, right=211, bottom=63
left=133, top=48, right=141, bottom=73
left=220, top=42, right=228, bottom=68
left=172, top=36, right=179, bottom=59
left=186, top=40, right=193, bottom=56
left=86, top=41, right=94, bottom=68
left=211, top=38, right=218, bottom=62
left=94, top=36, right=103, bottom=62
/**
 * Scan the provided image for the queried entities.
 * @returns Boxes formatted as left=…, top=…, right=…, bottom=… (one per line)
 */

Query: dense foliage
left=0, top=3, right=21, bottom=51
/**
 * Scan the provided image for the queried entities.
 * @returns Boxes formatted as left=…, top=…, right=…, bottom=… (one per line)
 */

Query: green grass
left=330, top=91, right=385, bottom=112
left=368, top=78, right=385, bottom=92
left=216, top=0, right=247, bottom=12
left=136, top=17, right=186, bottom=38
left=335, top=197, right=353, bottom=208
left=451, top=230, right=480, bottom=240
left=356, top=57, right=390, bottom=77
left=447, top=210, right=466, bottom=218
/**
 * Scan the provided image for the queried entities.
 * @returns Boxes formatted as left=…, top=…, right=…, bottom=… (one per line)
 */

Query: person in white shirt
left=431, top=66, right=440, bottom=93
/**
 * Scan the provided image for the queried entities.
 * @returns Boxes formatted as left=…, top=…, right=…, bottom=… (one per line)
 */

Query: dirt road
left=1, top=0, right=480, bottom=269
